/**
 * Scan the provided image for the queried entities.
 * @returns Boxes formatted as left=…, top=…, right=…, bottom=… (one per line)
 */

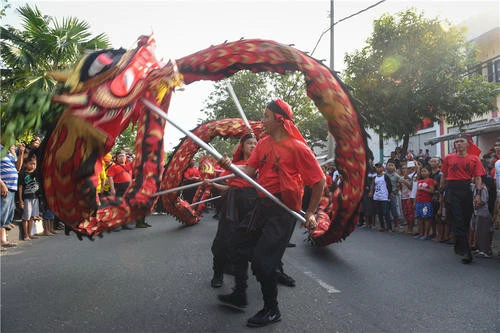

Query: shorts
left=22, top=198, right=40, bottom=220
left=43, top=209, right=55, bottom=220
left=415, top=202, right=433, bottom=219
left=0, top=191, right=16, bottom=227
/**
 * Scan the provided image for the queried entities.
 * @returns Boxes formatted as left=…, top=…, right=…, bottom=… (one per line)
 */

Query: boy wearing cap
left=439, top=133, right=485, bottom=264
left=369, top=162, right=393, bottom=232
left=218, top=99, right=325, bottom=328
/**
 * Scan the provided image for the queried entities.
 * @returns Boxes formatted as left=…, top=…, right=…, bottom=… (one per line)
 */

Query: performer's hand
left=218, top=154, right=231, bottom=170
left=303, top=211, right=317, bottom=230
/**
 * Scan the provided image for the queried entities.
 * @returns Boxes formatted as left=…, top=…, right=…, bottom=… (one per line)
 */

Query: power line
left=309, top=0, right=387, bottom=57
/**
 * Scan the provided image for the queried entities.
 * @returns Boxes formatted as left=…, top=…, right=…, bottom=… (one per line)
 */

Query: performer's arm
left=304, top=178, right=326, bottom=230
left=108, top=177, right=116, bottom=196
left=218, top=154, right=256, bottom=178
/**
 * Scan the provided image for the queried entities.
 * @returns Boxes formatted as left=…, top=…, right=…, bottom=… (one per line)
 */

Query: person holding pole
left=218, top=99, right=325, bottom=328
left=206, top=133, right=258, bottom=288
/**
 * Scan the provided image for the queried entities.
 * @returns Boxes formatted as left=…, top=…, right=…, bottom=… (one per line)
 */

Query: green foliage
left=113, top=124, right=137, bottom=155
left=344, top=8, right=498, bottom=144
left=1, top=87, right=64, bottom=150
left=0, top=3, right=111, bottom=147
left=201, top=71, right=328, bottom=150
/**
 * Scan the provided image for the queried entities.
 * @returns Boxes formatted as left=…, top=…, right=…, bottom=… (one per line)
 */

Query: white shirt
left=495, top=159, right=500, bottom=191
left=373, top=174, right=389, bottom=201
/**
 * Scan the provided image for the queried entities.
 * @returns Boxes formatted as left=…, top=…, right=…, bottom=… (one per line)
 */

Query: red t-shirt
left=226, top=160, right=253, bottom=188
left=441, top=153, right=485, bottom=180
left=246, top=135, right=325, bottom=209
left=416, top=178, right=435, bottom=203
left=107, top=162, right=132, bottom=183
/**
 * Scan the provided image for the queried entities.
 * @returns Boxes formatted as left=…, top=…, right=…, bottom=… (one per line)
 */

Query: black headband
left=266, top=101, right=291, bottom=120
left=240, top=132, right=256, bottom=143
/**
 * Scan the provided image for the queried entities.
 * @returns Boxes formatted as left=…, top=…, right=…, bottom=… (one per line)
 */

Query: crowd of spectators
left=324, top=145, right=498, bottom=259
left=0, top=137, right=153, bottom=252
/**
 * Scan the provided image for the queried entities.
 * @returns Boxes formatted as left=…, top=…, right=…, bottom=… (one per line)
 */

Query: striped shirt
left=0, top=145, right=19, bottom=191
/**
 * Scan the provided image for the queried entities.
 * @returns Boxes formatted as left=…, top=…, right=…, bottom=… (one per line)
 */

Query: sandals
left=1, top=242, right=17, bottom=248
left=475, top=251, right=492, bottom=258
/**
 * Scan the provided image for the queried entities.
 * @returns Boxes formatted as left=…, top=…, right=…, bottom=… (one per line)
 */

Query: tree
left=343, top=8, right=498, bottom=151
left=200, top=70, right=328, bottom=155
left=1, top=4, right=110, bottom=148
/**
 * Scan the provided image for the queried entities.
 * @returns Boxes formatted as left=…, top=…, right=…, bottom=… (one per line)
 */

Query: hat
left=407, top=161, right=416, bottom=168
left=103, top=153, right=112, bottom=162
left=374, top=162, right=383, bottom=167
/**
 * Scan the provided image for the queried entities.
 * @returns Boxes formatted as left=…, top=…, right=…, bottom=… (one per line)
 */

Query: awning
left=424, top=119, right=500, bottom=145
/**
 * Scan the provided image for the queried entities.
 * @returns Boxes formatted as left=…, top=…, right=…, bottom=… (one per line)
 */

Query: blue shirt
left=0, top=145, right=19, bottom=191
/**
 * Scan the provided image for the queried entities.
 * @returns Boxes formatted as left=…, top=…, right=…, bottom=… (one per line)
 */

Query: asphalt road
left=1, top=213, right=499, bottom=333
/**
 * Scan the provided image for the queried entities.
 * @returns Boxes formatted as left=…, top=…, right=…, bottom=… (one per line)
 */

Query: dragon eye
left=88, top=53, right=114, bottom=77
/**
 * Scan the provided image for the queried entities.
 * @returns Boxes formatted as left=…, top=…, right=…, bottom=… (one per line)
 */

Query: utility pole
left=327, top=0, right=335, bottom=159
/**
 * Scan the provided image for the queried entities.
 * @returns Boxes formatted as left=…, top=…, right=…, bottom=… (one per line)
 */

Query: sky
left=3, top=0, right=499, bottom=151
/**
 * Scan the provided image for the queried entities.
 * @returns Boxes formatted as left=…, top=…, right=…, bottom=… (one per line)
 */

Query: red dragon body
left=42, top=36, right=367, bottom=245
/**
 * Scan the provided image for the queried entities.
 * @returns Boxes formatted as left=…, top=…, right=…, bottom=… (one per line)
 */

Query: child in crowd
left=471, top=179, right=493, bottom=258
left=385, top=160, right=402, bottom=231
left=414, top=165, right=435, bottom=240
left=400, top=162, right=415, bottom=234
left=369, top=162, right=392, bottom=232
left=18, top=154, right=41, bottom=241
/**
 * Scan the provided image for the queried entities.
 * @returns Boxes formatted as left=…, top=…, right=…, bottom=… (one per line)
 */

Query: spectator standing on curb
left=385, top=160, right=402, bottom=231
left=1, top=141, right=24, bottom=249
left=470, top=179, right=492, bottom=258
left=369, top=162, right=393, bottom=232
left=429, top=157, right=443, bottom=241
left=400, top=161, right=414, bottom=235
left=414, top=165, right=435, bottom=240
left=439, top=133, right=485, bottom=264
left=18, top=154, right=42, bottom=241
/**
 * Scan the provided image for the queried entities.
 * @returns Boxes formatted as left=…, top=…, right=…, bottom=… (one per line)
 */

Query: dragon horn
left=46, top=70, right=71, bottom=83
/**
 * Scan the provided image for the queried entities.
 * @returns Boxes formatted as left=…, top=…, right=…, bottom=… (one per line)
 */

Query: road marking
left=304, top=271, right=341, bottom=293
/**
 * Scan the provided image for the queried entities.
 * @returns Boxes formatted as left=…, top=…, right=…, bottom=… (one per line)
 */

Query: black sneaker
left=217, top=292, right=247, bottom=309
left=247, top=306, right=281, bottom=327
left=461, top=249, right=473, bottom=264
left=276, top=271, right=296, bottom=287
left=122, top=224, right=133, bottom=230
left=211, top=274, right=223, bottom=288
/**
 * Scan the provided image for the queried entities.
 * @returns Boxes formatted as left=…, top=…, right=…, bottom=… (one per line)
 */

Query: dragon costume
left=40, top=35, right=367, bottom=246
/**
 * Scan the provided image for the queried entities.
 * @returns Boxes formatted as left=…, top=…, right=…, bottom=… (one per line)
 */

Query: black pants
left=445, top=180, right=474, bottom=255
left=211, top=187, right=257, bottom=275
left=445, top=180, right=473, bottom=238
left=230, top=197, right=296, bottom=308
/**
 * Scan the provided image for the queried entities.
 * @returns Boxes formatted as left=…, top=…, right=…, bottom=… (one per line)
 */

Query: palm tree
left=1, top=4, right=110, bottom=95
left=0, top=4, right=111, bottom=148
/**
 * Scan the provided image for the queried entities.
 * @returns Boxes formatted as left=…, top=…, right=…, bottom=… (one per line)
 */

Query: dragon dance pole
left=190, top=195, right=222, bottom=207
left=226, top=81, right=252, bottom=131
left=141, top=98, right=306, bottom=224
left=150, top=174, right=235, bottom=197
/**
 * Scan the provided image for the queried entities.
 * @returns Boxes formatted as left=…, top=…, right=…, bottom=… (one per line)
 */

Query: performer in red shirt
left=106, top=151, right=132, bottom=198
left=218, top=99, right=325, bottom=328
left=439, top=133, right=485, bottom=264
left=181, top=158, right=200, bottom=203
